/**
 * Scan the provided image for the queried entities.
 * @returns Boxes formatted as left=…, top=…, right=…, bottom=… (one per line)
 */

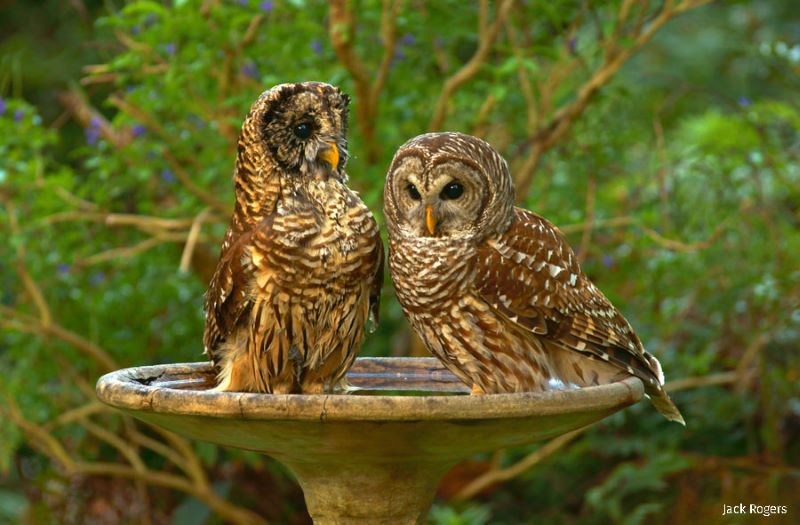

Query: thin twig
left=4, top=200, right=52, bottom=327
left=44, top=402, right=107, bottom=431
left=180, top=208, right=212, bottom=272
left=371, top=0, right=403, bottom=112
left=77, top=235, right=178, bottom=267
left=735, top=333, right=769, bottom=387
left=577, top=173, right=596, bottom=264
left=664, top=371, right=740, bottom=392
left=559, top=214, right=729, bottom=254
left=38, top=211, right=221, bottom=237
left=54, top=352, right=98, bottom=399
left=128, top=429, right=197, bottom=482
left=82, top=417, right=149, bottom=473
left=455, top=428, right=586, bottom=500
left=57, top=89, right=132, bottom=148
left=652, top=111, right=671, bottom=233
left=505, top=19, right=537, bottom=133
left=0, top=306, right=118, bottom=371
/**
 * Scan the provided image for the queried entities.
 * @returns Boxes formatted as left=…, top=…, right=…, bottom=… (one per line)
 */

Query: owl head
left=384, top=132, right=515, bottom=240
left=237, top=82, right=350, bottom=183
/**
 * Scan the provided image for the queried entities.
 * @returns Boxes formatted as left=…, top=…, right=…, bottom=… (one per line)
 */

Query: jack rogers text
left=722, top=504, right=789, bottom=517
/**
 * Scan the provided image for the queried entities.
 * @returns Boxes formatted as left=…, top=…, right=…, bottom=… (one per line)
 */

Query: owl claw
left=470, top=384, right=486, bottom=395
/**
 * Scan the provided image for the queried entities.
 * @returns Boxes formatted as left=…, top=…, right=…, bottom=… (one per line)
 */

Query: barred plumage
left=204, top=82, right=383, bottom=394
left=384, top=132, right=683, bottom=424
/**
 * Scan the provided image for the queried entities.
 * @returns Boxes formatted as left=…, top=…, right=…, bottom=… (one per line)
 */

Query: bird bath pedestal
left=96, top=358, right=643, bottom=524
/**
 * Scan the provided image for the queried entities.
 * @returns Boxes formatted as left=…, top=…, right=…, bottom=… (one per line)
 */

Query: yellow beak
left=319, top=141, right=340, bottom=171
left=425, top=205, right=437, bottom=235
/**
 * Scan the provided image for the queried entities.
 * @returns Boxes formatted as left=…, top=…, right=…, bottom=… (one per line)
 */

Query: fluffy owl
left=203, top=82, right=384, bottom=394
left=384, top=132, right=683, bottom=424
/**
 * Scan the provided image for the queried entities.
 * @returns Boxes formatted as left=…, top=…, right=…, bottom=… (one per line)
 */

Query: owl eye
left=440, top=181, right=464, bottom=200
left=407, top=183, right=421, bottom=201
left=294, top=122, right=313, bottom=139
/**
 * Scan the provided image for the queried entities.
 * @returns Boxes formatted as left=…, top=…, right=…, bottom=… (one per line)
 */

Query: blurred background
left=1, top=0, right=798, bottom=523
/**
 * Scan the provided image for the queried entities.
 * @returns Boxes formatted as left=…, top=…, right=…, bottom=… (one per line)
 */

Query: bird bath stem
left=96, top=358, right=643, bottom=524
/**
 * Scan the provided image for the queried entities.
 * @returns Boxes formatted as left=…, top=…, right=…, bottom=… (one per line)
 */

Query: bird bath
left=96, top=357, right=643, bottom=524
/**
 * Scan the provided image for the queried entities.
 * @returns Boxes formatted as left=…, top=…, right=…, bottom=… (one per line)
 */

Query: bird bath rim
left=96, top=358, right=645, bottom=524
left=96, top=358, right=644, bottom=422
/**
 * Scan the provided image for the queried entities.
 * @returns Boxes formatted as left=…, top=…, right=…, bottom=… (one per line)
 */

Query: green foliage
left=428, top=502, right=492, bottom=525
left=586, top=452, right=692, bottom=524
left=1, top=0, right=799, bottom=523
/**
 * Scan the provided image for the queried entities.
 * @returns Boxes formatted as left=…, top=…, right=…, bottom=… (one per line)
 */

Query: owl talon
left=470, top=384, right=486, bottom=395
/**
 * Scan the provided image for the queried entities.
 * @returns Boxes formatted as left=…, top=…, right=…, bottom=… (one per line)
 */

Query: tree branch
left=0, top=306, right=118, bottom=371
left=455, top=428, right=586, bottom=500
left=4, top=200, right=52, bottom=327
left=180, top=207, right=212, bottom=273
left=328, top=0, right=404, bottom=163
left=428, top=0, right=515, bottom=131
left=515, top=0, right=715, bottom=198
left=4, top=397, right=267, bottom=525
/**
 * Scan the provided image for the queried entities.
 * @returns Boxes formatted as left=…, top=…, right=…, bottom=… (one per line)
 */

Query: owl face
left=384, top=132, right=516, bottom=240
left=242, top=82, right=350, bottom=180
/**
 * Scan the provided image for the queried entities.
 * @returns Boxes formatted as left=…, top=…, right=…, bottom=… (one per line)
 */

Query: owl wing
left=205, top=204, right=330, bottom=353
left=474, top=207, right=664, bottom=389
left=203, top=224, right=259, bottom=364
left=368, top=226, right=385, bottom=330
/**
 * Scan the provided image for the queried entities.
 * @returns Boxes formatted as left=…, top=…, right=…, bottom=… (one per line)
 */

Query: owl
left=384, top=132, right=683, bottom=424
left=203, top=82, right=384, bottom=394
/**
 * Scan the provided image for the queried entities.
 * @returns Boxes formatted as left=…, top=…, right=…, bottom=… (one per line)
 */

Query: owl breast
left=272, top=179, right=377, bottom=284
left=388, top=235, right=476, bottom=313
left=389, top=233, right=556, bottom=393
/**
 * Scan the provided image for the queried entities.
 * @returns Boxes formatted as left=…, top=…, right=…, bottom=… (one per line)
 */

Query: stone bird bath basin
left=96, top=357, right=643, bottom=524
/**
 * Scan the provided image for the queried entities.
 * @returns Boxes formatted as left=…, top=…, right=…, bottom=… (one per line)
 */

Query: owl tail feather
left=646, top=386, right=685, bottom=425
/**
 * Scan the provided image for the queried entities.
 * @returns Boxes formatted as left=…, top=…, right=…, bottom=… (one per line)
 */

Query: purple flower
left=259, top=1, right=273, bottom=12
left=393, top=48, right=406, bottom=62
left=311, top=39, right=323, bottom=55
left=237, top=0, right=248, bottom=5
left=567, top=37, right=577, bottom=54
left=400, top=33, right=415, bottom=46
left=602, top=255, right=614, bottom=268
left=85, top=118, right=102, bottom=145
left=187, top=114, right=205, bottom=129
left=0, top=97, right=6, bottom=115
left=737, top=96, right=751, bottom=107
left=164, top=43, right=176, bottom=55
left=85, top=128, right=100, bottom=145
left=14, top=109, right=24, bottom=122
left=241, top=61, right=259, bottom=79
left=90, top=271, right=106, bottom=285
left=131, top=25, right=141, bottom=35
left=57, top=263, right=71, bottom=276
left=161, top=169, right=176, bottom=183
left=131, top=124, right=146, bottom=137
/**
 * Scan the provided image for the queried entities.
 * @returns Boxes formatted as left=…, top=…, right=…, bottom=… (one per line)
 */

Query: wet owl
left=203, top=82, right=384, bottom=394
left=384, top=132, right=683, bottom=424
